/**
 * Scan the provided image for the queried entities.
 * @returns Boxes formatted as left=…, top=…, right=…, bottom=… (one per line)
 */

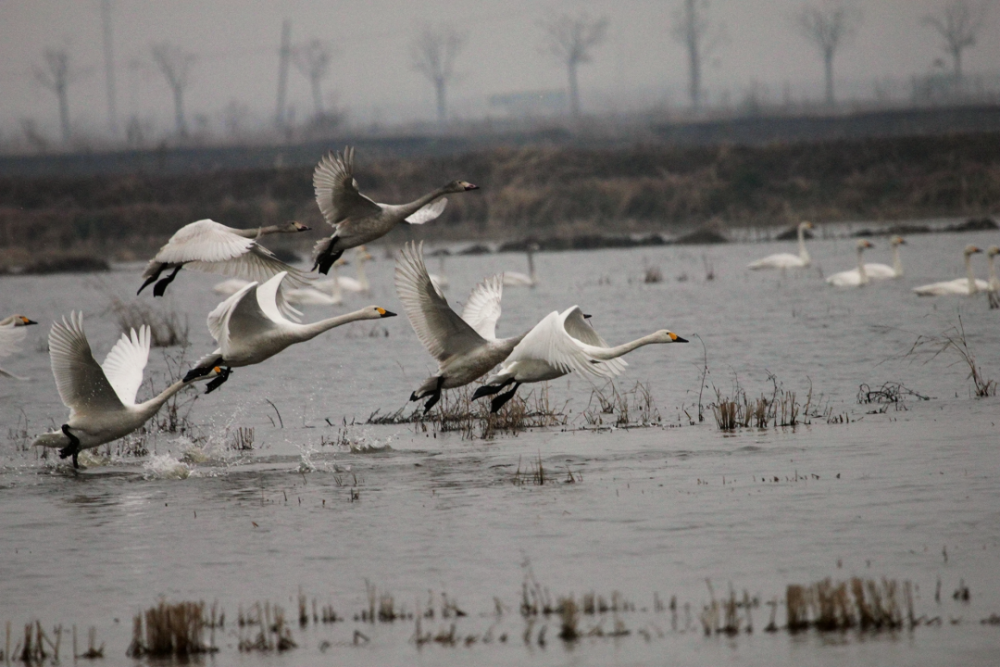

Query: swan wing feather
left=101, top=325, right=151, bottom=406
left=562, top=307, right=627, bottom=375
left=405, top=198, right=448, bottom=225
left=461, top=274, right=504, bottom=340
left=313, top=147, right=382, bottom=227
left=510, top=309, right=618, bottom=380
left=189, top=244, right=305, bottom=321
left=154, top=219, right=256, bottom=264
left=48, top=312, right=124, bottom=416
left=395, top=241, right=485, bottom=361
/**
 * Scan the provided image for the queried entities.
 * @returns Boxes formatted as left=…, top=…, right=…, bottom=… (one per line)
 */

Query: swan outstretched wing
left=509, top=308, right=619, bottom=379
left=405, top=198, right=448, bottom=225
left=395, top=241, right=485, bottom=362
left=48, top=312, right=124, bottom=416
left=101, top=325, right=151, bottom=406
left=153, top=219, right=257, bottom=264
left=562, top=307, right=626, bottom=376
left=313, top=147, right=382, bottom=227
left=461, top=274, right=503, bottom=340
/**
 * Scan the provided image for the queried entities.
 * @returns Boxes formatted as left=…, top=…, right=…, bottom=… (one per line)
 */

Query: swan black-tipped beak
left=583, top=313, right=592, bottom=319
left=378, top=309, right=397, bottom=318
left=463, top=183, right=480, bottom=191
left=673, top=334, right=689, bottom=343
left=293, top=221, right=311, bottom=232
left=22, top=317, right=38, bottom=325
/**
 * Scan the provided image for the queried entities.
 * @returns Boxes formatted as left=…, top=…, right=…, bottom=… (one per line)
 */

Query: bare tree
left=922, top=0, right=993, bottom=79
left=411, top=24, right=465, bottom=126
left=33, top=48, right=80, bottom=144
left=672, top=0, right=724, bottom=110
left=540, top=12, right=609, bottom=119
left=151, top=42, right=196, bottom=138
left=293, top=39, right=334, bottom=119
left=794, top=1, right=862, bottom=107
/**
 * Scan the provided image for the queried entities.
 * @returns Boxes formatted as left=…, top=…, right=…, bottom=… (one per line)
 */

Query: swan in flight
left=863, top=236, right=906, bottom=279
left=183, top=271, right=396, bottom=392
left=311, top=147, right=479, bottom=274
left=913, top=245, right=987, bottom=296
left=748, top=221, right=813, bottom=270
left=138, top=218, right=310, bottom=297
left=826, top=240, right=875, bottom=287
left=30, top=312, right=224, bottom=468
left=986, top=246, right=999, bottom=309
left=395, top=241, right=526, bottom=412
left=503, top=244, right=538, bottom=287
left=0, top=314, right=38, bottom=380
left=473, top=306, right=688, bottom=412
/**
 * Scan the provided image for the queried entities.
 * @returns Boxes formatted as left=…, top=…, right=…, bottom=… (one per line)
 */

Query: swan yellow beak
left=670, top=332, right=689, bottom=343
left=21, top=317, right=38, bottom=325
left=376, top=308, right=397, bottom=318
left=213, top=366, right=222, bottom=374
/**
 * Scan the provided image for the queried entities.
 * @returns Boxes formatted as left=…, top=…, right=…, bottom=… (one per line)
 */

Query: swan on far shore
left=748, top=221, right=813, bottom=270
left=826, top=240, right=875, bottom=287
left=311, top=147, right=479, bottom=274
left=30, top=312, right=224, bottom=468
left=395, top=241, right=527, bottom=413
left=472, top=306, right=687, bottom=412
left=314, top=247, right=372, bottom=293
left=0, top=314, right=38, bottom=380
left=913, top=245, right=987, bottom=296
left=183, top=271, right=396, bottom=393
left=504, top=244, right=538, bottom=287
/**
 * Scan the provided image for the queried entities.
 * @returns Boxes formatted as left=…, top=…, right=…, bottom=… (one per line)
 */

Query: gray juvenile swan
left=0, top=314, right=38, bottom=380
left=473, top=306, right=687, bottom=412
left=311, top=147, right=479, bottom=274
left=31, top=313, right=223, bottom=468
left=183, top=271, right=396, bottom=392
left=395, top=241, right=526, bottom=412
left=138, top=218, right=310, bottom=307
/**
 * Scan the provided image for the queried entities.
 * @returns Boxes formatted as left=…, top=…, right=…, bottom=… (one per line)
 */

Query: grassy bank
left=1, top=132, right=997, bottom=266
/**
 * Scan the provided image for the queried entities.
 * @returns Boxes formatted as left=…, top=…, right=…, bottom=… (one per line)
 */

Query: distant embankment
left=0, top=131, right=997, bottom=267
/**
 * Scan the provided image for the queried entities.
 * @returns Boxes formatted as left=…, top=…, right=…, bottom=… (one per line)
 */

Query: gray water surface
left=2, top=230, right=999, bottom=666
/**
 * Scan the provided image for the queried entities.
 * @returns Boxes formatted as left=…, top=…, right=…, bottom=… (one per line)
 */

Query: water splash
left=142, top=453, right=191, bottom=480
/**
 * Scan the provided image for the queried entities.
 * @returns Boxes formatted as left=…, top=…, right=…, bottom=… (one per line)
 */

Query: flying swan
left=826, top=239, right=875, bottom=287
left=31, top=312, right=224, bottom=468
left=395, top=241, right=526, bottom=412
left=473, top=306, right=688, bottom=412
left=182, top=271, right=396, bottom=392
left=311, top=147, right=479, bottom=274
left=0, top=314, right=38, bottom=380
left=748, top=221, right=813, bottom=270
left=913, top=245, right=987, bottom=296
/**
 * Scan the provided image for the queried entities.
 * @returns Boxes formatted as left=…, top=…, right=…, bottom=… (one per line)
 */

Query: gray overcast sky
left=1, top=0, right=997, bottom=139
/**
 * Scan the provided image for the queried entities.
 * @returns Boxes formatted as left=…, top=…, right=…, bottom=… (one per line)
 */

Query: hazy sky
left=1, top=0, right=997, bottom=141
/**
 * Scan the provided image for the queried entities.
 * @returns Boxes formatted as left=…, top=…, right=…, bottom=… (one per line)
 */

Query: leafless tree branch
left=411, top=24, right=465, bottom=125
left=540, top=12, right=609, bottom=119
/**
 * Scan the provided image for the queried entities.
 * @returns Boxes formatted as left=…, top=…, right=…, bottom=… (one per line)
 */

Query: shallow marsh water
left=1, top=227, right=999, bottom=666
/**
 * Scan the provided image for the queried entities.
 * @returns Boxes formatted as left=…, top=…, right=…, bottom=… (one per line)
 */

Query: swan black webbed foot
left=59, top=424, right=81, bottom=469
left=204, top=367, right=232, bottom=394
left=152, top=266, right=182, bottom=297
left=490, top=383, right=521, bottom=413
left=313, top=238, right=344, bottom=274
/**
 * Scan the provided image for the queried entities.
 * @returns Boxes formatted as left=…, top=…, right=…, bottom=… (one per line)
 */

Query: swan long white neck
left=295, top=308, right=377, bottom=341
left=398, top=186, right=449, bottom=219
left=988, top=253, right=998, bottom=288
left=527, top=249, right=536, bottom=281
left=856, top=245, right=869, bottom=285
left=133, top=379, right=191, bottom=420
left=582, top=332, right=666, bottom=361
left=891, top=244, right=903, bottom=277
left=797, top=225, right=810, bottom=264
left=233, top=224, right=289, bottom=239
left=965, top=252, right=979, bottom=295
left=357, top=259, right=369, bottom=291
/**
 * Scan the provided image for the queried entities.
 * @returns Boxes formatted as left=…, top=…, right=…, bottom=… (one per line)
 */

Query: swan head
left=890, top=236, right=906, bottom=246
left=652, top=330, right=688, bottom=344
left=799, top=221, right=813, bottom=230
left=355, top=246, right=374, bottom=262
left=987, top=246, right=999, bottom=258
left=10, top=315, right=38, bottom=327
left=282, top=220, right=311, bottom=233
left=365, top=306, right=397, bottom=319
left=964, top=244, right=983, bottom=256
left=445, top=180, right=479, bottom=193
left=856, top=239, right=874, bottom=250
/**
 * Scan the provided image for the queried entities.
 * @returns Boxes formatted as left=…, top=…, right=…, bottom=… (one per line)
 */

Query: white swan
left=183, top=271, right=396, bottom=392
left=217, top=258, right=349, bottom=305
left=864, top=235, right=906, bottom=279
left=473, top=306, right=688, bottom=412
left=913, top=245, right=987, bottom=296
left=986, top=246, right=999, bottom=309
left=30, top=312, right=223, bottom=469
left=138, top=218, right=310, bottom=300
left=503, top=245, right=538, bottom=287
left=0, top=314, right=38, bottom=380
left=319, top=246, right=372, bottom=293
left=395, top=241, right=527, bottom=412
left=826, top=239, right=875, bottom=287
left=311, top=147, right=479, bottom=273
left=748, top=221, right=813, bottom=270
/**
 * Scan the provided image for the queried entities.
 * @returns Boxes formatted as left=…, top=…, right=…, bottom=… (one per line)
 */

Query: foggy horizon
left=1, top=0, right=998, bottom=145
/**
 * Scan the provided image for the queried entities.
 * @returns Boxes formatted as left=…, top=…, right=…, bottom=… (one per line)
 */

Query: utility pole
left=100, top=0, right=119, bottom=136
left=276, top=19, right=291, bottom=129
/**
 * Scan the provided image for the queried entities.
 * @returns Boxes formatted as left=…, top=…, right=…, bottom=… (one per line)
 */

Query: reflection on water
left=1, top=230, right=998, bottom=665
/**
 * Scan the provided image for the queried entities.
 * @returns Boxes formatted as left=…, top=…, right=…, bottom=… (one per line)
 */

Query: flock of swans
left=4, top=147, right=688, bottom=469
left=749, top=221, right=999, bottom=299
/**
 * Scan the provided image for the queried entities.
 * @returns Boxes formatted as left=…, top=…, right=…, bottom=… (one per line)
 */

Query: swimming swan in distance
left=473, top=306, right=688, bottom=412
left=428, top=254, right=450, bottom=295
left=395, top=241, right=527, bottom=412
left=30, top=312, right=224, bottom=468
left=183, top=271, right=396, bottom=392
left=503, top=244, right=538, bottom=287
left=986, top=246, right=999, bottom=309
left=826, top=239, right=875, bottom=287
left=315, top=246, right=373, bottom=293
left=138, top=218, right=310, bottom=299
left=218, top=258, right=349, bottom=305
left=913, top=245, right=987, bottom=296
left=311, top=147, right=479, bottom=274
left=748, top=221, right=813, bottom=270
left=0, top=314, right=38, bottom=380
left=863, top=236, right=906, bottom=279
